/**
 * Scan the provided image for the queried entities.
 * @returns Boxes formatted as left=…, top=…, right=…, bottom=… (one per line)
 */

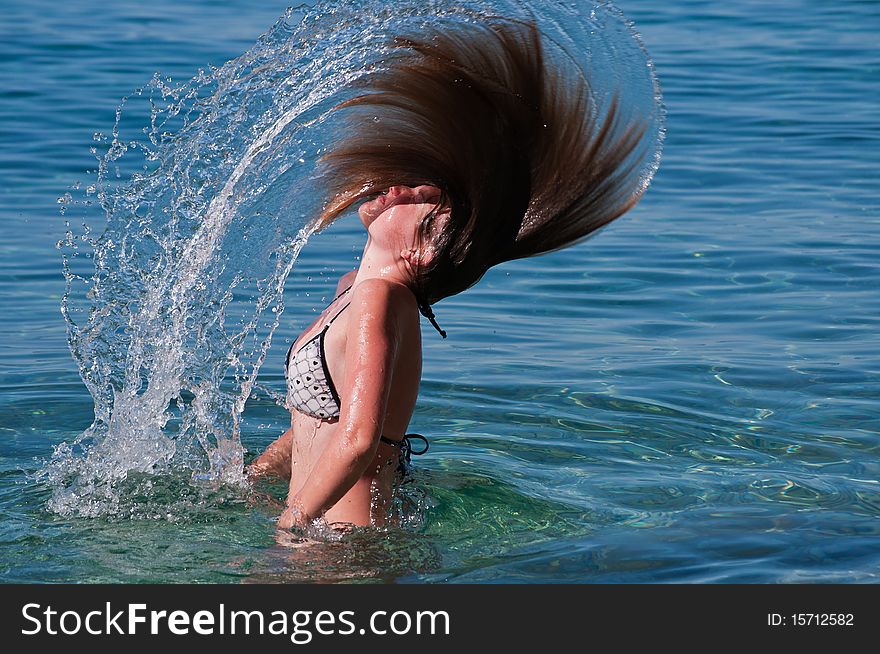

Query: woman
left=248, top=17, right=651, bottom=530
left=249, top=185, right=446, bottom=529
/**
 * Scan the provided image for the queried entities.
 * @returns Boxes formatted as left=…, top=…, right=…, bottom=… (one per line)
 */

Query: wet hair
left=317, top=17, right=649, bottom=336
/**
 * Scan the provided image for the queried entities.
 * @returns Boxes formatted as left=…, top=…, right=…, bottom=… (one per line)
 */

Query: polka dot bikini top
left=285, top=286, right=352, bottom=420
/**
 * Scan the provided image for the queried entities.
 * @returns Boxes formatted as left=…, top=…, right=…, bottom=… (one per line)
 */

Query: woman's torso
left=285, top=273, right=422, bottom=526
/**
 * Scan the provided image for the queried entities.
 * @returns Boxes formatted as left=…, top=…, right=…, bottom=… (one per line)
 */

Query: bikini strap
left=418, top=302, right=447, bottom=339
left=334, top=284, right=447, bottom=339
left=380, top=433, right=429, bottom=463
left=322, top=284, right=354, bottom=329
left=325, top=300, right=351, bottom=327
left=331, top=284, right=354, bottom=302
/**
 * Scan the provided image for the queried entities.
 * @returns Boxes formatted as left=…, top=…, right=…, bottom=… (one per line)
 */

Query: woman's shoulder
left=349, top=277, right=416, bottom=306
left=344, top=281, right=421, bottom=368
left=346, top=277, right=419, bottom=331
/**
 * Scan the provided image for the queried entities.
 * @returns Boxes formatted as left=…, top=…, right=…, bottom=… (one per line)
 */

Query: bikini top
left=285, top=285, right=352, bottom=420
left=284, top=283, right=431, bottom=463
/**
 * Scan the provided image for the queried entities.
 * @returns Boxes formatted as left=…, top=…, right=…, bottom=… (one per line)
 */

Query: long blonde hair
left=317, top=17, right=649, bottom=330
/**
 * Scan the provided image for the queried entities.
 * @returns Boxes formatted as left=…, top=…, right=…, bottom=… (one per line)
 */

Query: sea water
left=1, top=0, right=877, bottom=582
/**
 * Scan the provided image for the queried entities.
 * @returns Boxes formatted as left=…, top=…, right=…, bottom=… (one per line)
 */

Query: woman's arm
left=278, top=278, right=403, bottom=528
left=247, top=425, right=294, bottom=480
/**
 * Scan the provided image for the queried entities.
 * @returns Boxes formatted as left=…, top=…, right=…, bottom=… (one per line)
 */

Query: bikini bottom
left=379, top=433, right=429, bottom=474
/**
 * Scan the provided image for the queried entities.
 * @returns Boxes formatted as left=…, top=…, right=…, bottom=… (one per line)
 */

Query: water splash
left=43, top=0, right=664, bottom=518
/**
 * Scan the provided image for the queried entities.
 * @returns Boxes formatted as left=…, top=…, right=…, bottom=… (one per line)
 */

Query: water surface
left=1, top=0, right=878, bottom=582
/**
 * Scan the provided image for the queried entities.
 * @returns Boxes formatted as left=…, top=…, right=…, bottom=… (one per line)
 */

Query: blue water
left=1, top=0, right=878, bottom=583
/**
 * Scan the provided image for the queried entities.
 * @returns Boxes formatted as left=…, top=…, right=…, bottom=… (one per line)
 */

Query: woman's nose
left=386, top=185, right=440, bottom=204
left=388, top=185, right=440, bottom=202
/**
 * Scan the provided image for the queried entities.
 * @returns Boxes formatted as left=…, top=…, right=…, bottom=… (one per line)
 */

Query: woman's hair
left=317, top=17, right=649, bottom=333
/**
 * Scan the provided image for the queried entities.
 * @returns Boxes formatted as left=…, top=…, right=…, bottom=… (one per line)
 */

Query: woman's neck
left=352, top=236, right=415, bottom=291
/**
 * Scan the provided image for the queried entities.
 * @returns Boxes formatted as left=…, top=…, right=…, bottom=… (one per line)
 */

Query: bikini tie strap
left=418, top=302, right=447, bottom=339
left=401, top=433, right=429, bottom=463
left=380, top=433, right=430, bottom=463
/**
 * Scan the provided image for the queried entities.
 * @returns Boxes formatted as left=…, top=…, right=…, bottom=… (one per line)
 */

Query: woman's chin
left=357, top=207, right=373, bottom=228
left=357, top=203, right=381, bottom=228
left=358, top=202, right=373, bottom=227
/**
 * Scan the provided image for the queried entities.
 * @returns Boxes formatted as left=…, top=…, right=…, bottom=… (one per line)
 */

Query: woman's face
left=357, top=185, right=442, bottom=227
left=358, top=185, right=445, bottom=257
